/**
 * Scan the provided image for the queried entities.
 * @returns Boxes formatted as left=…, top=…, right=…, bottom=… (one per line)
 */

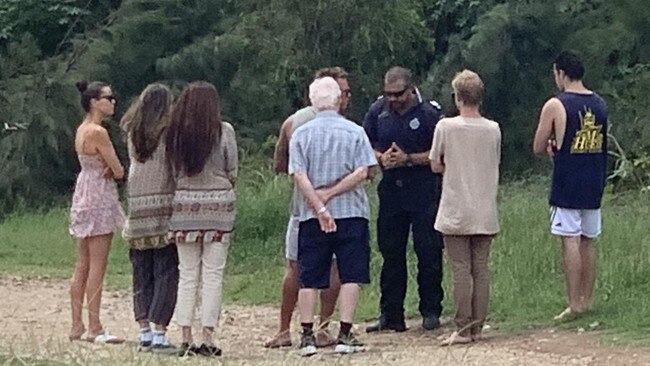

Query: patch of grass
left=0, top=354, right=67, bottom=365
left=1, top=166, right=649, bottom=345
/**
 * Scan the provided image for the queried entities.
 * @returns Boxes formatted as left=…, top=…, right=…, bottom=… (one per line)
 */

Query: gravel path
left=1, top=277, right=648, bottom=365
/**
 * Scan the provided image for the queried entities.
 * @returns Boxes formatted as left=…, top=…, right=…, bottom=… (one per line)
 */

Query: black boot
left=422, top=316, right=441, bottom=330
left=365, top=314, right=407, bottom=333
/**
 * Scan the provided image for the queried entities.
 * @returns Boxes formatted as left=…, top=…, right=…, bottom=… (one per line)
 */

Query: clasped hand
left=305, top=188, right=337, bottom=233
left=380, top=142, right=407, bottom=169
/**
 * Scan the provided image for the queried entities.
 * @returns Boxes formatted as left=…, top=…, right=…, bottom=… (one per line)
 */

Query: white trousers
left=175, top=234, right=230, bottom=327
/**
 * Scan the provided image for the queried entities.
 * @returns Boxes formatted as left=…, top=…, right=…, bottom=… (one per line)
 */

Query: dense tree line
left=0, top=0, right=648, bottom=216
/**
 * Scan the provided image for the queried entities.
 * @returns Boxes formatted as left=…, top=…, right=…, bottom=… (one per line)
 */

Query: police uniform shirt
left=363, top=91, right=443, bottom=182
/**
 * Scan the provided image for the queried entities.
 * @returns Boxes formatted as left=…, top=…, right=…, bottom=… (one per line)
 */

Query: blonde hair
left=452, top=69, right=484, bottom=107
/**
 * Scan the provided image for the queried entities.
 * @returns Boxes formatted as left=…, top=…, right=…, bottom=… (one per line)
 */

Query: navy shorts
left=298, top=218, right=370, bottom=289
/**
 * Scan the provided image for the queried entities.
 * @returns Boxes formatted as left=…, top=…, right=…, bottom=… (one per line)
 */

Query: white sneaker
left=138, top=328, right=153, bottom=351
left=334, top=332, right=365, bottom=354
left=298, top=332, right=317, bottom=357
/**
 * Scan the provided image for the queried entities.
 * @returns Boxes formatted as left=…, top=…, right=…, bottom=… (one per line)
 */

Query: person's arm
left=289, top=130, right=336, bottom=232
left=223, top=122, right=238, bottom=186
left=388, top=143, right=431, bottom=168
left=430, top=160, right=445, bottom=173
left=496, top=126, right=502, bottom=165
left=316, top=131, right=379, bottom=204
left=92, top=128, right=124, bottom=180
left=364, top=103, right=395, bottom=169
left=293, top=172, right=337, bottom=233
left=533, top=98, right=563, bottom=156
left=429, top=121, right=445, bottom=173
left=392, top=106, right=441, bottom=167
left=375, top=146, right=400, bottom=170
left=314, top=166, right=369, bottom=205
left=272, top=117, right=292, bottom=174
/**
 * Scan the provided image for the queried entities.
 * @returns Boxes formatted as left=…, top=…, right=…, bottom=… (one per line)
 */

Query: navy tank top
left=549, top=92, right=608, bottom=209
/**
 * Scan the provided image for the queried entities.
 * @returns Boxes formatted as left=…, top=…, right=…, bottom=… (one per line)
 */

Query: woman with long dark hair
left=166, top=81, right=238, bottom=357
left=69, top=81, right=125, bottom=344
left=121, top=83, right=178, bottom=352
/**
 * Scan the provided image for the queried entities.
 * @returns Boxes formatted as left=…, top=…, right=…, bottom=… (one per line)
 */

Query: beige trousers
left=444, top=235, right=492, bottom=337
left=175, top=234, right=230, bottom=327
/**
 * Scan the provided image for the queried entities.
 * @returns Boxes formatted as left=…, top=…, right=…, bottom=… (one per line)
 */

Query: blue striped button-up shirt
left=289, top=110, right=378, bottom=222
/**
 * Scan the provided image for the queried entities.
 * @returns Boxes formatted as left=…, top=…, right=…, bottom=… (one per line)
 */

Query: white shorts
left=285, top=216, right=300, bottom=261
left=550, top=207, right=601, bottom=238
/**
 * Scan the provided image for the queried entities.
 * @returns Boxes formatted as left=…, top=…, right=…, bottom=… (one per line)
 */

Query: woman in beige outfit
left=429, top=70, right=501, bottom=345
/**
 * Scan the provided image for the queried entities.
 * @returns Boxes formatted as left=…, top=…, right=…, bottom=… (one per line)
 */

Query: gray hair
left=309, top=77, right=341, bottom=111
left=384, top=66, right=412, bottom=87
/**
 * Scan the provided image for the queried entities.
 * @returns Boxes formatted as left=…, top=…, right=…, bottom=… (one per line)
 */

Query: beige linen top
left=429, top=116, right=501, bottom=235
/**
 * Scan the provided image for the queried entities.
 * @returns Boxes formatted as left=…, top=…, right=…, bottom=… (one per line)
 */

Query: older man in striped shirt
left=289, top=76, right=377, bottom=356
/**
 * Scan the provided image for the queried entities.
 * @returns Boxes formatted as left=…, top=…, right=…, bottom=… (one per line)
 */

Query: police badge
left=409, top=118, right=420, bottom=130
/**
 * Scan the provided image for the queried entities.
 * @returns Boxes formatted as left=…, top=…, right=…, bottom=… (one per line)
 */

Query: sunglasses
left=99, top=95, right=116, bottom=103
left=384, top=88, right=409, bottom=98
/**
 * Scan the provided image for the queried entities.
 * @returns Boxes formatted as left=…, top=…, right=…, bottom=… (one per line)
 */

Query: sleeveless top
left=550, top=92, right=608, bottom=209
left=69, top=154, right=125, bottom=238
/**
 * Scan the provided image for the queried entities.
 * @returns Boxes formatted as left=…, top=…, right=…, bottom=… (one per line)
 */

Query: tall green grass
left=1, top=162, right=649, bottom=342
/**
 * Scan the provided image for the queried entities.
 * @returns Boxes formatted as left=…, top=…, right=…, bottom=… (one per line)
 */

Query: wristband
left=317, top=206, right=328, bottom=215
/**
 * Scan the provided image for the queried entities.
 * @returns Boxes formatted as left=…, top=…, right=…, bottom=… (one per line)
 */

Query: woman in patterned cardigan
left=121, top=83, right=178, bottom=352
left=166, top=81, right=238, bottom=357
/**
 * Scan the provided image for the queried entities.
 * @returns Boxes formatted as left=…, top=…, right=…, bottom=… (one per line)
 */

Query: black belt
left=383, top=177, right=438, bottom=188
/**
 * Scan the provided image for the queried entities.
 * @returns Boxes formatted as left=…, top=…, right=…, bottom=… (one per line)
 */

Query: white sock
left=140, top=328, right=153, bottom=343
left=152, top=330, right=167, bottom=346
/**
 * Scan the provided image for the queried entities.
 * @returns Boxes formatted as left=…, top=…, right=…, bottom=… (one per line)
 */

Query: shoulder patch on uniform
left=429, top=100, right=442, bottom=110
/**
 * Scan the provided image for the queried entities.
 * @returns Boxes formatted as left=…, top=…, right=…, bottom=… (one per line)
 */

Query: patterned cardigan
left=122, top=137, right=175, bottom=250
left=168, top=122, right=238, bottom=244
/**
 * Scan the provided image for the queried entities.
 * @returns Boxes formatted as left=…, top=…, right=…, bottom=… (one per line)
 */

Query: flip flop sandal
left=86, top=332, right=125, bottom=344
left=263, top=334, right=292, bottom=348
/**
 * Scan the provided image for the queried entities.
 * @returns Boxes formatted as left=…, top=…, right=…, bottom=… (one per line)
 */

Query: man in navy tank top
left=533, top=50, right=608, bottom=320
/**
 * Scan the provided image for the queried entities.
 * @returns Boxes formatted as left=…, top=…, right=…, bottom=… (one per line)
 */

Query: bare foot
left=440, top=332, right=473, bottom=346
left=314, top=329, right=336, bottom=348
left=69, top=325, right=86, bottom=341
left=554, top=306, right=586, bottom=321
left=263, top=331, right=292, bottom=348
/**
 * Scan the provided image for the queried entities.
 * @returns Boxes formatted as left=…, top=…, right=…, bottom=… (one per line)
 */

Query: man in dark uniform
left=364, top=66, right=444, bottom=332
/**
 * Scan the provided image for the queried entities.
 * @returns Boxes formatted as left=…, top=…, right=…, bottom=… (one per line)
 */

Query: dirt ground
left=1, top=277, right=649, bottom=366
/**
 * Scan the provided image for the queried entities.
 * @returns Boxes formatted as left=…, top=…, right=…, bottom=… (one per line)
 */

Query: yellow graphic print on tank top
left=570, top=109, right=603, bottom=154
